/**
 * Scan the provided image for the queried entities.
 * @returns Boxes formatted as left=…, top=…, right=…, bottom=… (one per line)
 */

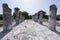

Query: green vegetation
left=13, top=11, right=32, bottom=19
left=0, top=14, right=3, bottom=20
left=0, top=11, right=60, bottom=20
left=20, top=11, right=29, bottom=19
left=0, top=20, right=3, bottom=26
left=56, top=15, right=60, bottom=21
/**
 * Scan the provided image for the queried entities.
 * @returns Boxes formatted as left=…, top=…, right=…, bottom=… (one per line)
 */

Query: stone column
left=21, top=15, right=25, bottom=22
left=3, top=3, right=12, bottom=31
left=32, top=15, right=35, bottom=21
left=14, top=8, right=20, bottom=25
left=39, top=11, right=43, bottom=24
left=8, top=8, right=12, bottom=29
left=19, top=14, right=25, bottom=23
left=48, top=4, right=57, bottom=31
left=35, top=13, right=38, bottom=22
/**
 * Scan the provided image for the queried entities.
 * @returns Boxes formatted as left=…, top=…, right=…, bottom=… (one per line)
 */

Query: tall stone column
left=14, top=8, right=20, bottom=25
left=48, top=4, right=57, bottom=32
left=39, top=11, right=43, bottom=24
left=3, top=3, right=12, bottom=31
left=8, top=8, right=12, bottom=29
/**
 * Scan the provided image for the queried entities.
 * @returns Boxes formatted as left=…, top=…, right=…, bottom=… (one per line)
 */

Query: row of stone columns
left=2, top=3, right=57, bottom=32
left=32, top=4, right=57, bottom=32
left=14, top=8, right=25, bottom=25
left=32, top=10, right=43, bottom=24
left=2, top=3, right=25, bottom=31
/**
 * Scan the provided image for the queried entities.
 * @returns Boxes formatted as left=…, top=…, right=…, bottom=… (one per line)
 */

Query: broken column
left=3, top=3, right=12, bottom=31
left=14, top=8, right=20, bottom=25
left=48, top=4, right=57, bottom=31
left=38, top=11, right=43, bottom=24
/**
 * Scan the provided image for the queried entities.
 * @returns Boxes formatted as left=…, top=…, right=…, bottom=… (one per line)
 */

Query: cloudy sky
left=0, top=0, right=60, bottom=15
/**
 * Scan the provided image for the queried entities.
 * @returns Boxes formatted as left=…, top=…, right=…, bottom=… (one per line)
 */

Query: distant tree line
left=13, top=11, right=32, bottom=19
left=0, top=11, right=60, bottom=20
left=56, top=15, right=60, bottom=21
left=0, top=14, right=3, bottom=20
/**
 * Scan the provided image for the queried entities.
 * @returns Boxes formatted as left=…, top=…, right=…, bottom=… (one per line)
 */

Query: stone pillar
left=8, top=8, right=12, bottom=29
left=14, top=8, right=20, bottom=25
left=32, top=13, right=39, bottom=22
left=39, top=11, right=43, bottom=24
left=32, top=15, right=35, bottom=21
left=20, top=14, right=25, bottom=23
left=21, top=15, right=25, bottom=22
left=48, top=4, right=57, bottom=31
left=34, top=13, right=38, bottom=22
left=3, top=3, right=12, bottom=31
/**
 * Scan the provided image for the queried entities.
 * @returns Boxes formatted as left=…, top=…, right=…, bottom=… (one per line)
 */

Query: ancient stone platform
left=1, top=20, right=60, bottom=40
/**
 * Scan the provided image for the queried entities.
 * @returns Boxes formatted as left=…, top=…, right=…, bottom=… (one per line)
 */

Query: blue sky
left=0, top=0, right=60, bottom=15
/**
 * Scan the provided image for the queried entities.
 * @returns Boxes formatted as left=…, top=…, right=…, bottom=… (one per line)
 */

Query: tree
left=56, top=15, right=60, bottom=20
left=29, top=15, right=32, bottom=19
left=20, top=11, right=29, bottom=19
left=0, top=14, right=3, bottom=20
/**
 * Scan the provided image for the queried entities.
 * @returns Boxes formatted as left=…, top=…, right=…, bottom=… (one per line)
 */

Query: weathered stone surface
left=1, top=20, right=60, bottom=40
left=35, top=13, right=39, bottom=22
left=48, top=4, right=57, bottom=32
left=14, top=8, right=20, bottom=25
left=32, top=15, right=35, bottom=21
left=38, top=11, right=43, bottom=24
left=3, top=3, right=12, bottom=31
left=32, top=13, right=38, bottom=22
left=19, top=14, right=25, bottom=23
